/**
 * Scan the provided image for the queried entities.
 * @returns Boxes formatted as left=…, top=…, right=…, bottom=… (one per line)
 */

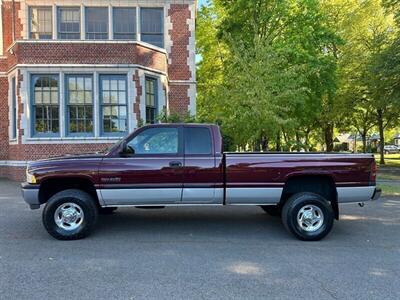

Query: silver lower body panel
left=225, top=188, right=283, bottom=205
left=181, top=188, right=223, bottom=204
left=99, top=188, right=182, bottom=206
left=337, top=186, right=376, bottom=203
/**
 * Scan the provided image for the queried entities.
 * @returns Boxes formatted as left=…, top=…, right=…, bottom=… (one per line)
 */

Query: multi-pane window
left=145, top=77, right=157, bottom=124
left=32, top=75, right=59, bottom=136
left=85, top=7, right=108, bottom=40
left=141, top=8, right=164, bottom=47
left=11, top=77, right=17, bottom=139
left=30, top=7, right=53, bottom=39
left=100, top=75, right=128, bottom=134
left=113, top=8, right=136, bottom=40
left=66, top=75, right=93, bottom=135
left=58, top=7, right=80, bottom=39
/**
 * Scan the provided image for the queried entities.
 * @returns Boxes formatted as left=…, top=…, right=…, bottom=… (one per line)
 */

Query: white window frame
left=8, top=73, right=18, bottom=142
left=23, top=68, right=151, bottom=142
left=23, top=3, right=166, bottom=48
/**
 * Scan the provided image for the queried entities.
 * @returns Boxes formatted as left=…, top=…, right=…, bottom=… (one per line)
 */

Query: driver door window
left=127, top=127, right=179, bottom=155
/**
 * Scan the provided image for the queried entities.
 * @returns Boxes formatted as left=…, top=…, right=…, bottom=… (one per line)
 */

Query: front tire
left=42, top=189, right=98, bottom=240
left=282, top=192, right=334, bottom=241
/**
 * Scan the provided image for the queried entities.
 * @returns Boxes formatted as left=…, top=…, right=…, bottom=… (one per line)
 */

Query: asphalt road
left=0, top=179, right=399, bottom=300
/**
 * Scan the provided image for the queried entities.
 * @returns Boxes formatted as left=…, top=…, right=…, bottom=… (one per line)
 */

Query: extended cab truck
left=22, top=124, right=381, bottom=241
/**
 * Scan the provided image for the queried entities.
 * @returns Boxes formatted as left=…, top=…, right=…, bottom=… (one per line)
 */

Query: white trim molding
left=187, top=2, right=196, bottom=82
left=0, top=160, right=29, bottom=167
left=8, top=70, right=19, bottom=144
left=0, top=1, right=3, bottom=56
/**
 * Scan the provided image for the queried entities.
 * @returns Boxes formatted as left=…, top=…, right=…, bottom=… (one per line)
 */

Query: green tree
left=197, top=0, right=338, bottom=150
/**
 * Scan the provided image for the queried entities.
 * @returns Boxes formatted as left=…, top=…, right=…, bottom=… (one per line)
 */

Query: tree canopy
left=196, top=0, right=400, bottom=162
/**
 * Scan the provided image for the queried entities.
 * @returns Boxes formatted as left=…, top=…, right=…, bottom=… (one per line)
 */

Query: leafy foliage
left=196, top=0, right=399, bottom=159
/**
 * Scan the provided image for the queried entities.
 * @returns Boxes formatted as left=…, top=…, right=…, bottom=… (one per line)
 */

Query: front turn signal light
left=26, top=172, right=37, bottom=184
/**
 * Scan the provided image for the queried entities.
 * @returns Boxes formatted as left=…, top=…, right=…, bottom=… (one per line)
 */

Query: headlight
left=26, top=169, right=37, bottom=184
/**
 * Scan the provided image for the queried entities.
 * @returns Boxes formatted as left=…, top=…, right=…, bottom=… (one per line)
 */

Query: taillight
left=370, top=160, right=377, bottom=184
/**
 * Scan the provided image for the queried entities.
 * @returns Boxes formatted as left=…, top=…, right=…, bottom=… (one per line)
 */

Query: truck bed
left=223, top=152, right=376, bottom=204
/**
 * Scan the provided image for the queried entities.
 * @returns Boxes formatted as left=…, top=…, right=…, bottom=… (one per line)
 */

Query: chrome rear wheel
left=297, top=205, right=324, bottom=232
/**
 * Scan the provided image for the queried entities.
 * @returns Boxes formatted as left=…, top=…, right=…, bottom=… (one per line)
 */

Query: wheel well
left=38, top=177, right=100, bottom=207
left=280, top=175, right=339, bottom=219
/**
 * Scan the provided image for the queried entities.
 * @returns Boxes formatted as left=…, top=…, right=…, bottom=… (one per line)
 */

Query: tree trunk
left=324, top=124, right=334, bottom=152
left=295, top=132, right=301, bottom=152
left=361, top=131, right=367, bottom=153
left=377, top=109, right=385, bottom=165
left=276, top=131, right=281, bottom=152
left=254, top=141, right=260, bottom=152
left=353, top=135, right=357, bottom=153
left=261, top=136, right=268, bottom=152
left=304, top=129, right=310, bottom=152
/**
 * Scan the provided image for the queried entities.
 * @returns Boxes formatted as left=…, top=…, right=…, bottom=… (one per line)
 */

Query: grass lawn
left=374, top=154, right=400, bottom=196
left=374, top=153, right=400, bottom=167
left=378, top=184, right=400, bottom=196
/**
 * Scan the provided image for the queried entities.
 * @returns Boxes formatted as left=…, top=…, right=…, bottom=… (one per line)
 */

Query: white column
left=59, top=72, right=65, bottom=137
left=108, top=5, right=113, bottom=40
left=80, top=4, right=85, bottom=40
left=93, top=71, right=100, bottom=137
left=21, top=70, right=29, bottom=142
left=0, top=2, right=3, bottom=55
left=136, top=6, right=141, bottom=42
left=52, top=4, right=57, bottom=39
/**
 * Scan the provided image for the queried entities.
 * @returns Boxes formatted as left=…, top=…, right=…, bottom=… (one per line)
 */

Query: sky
left=198, top=0, right=209, bottom=9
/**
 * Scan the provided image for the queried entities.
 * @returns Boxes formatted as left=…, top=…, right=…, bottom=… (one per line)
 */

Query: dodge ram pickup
left=22, top=123, right=381, bottom=241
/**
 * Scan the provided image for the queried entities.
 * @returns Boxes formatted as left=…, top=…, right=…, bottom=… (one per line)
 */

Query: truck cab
left=98, top=124, right=224, bottom=206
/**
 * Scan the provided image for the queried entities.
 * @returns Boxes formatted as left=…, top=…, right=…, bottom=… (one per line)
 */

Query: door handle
left=169, top=161, right=182, bottom=168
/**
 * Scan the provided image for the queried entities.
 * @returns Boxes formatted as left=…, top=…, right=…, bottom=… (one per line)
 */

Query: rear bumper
left=371, top=187, right=382, bottom=201
left=21, top=183, right=40, bottom=210
left=337, top=186, right=381, bottom=203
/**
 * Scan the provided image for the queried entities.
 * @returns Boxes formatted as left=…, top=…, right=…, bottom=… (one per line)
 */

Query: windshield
left=102, top=137, right=126, bottom=154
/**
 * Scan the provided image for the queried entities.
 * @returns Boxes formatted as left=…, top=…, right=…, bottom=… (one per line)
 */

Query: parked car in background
left=22, top=124, right=380, bottom=241
left=383, top=145, right=399, bottom=154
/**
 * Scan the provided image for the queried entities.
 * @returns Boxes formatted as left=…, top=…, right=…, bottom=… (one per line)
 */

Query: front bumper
left=371, top=187, right=382, bottom=201
left=21, top=183, right=40, bottom=210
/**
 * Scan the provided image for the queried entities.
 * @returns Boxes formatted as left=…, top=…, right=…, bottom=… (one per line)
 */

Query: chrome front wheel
left=54, top=202, right=84, bottom=231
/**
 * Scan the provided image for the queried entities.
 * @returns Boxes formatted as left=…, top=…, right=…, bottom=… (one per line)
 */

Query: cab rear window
left=184, top=127, right=212, bottom=155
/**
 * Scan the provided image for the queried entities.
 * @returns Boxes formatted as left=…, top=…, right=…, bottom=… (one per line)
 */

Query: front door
left=99, top=126, right=184, bottom=206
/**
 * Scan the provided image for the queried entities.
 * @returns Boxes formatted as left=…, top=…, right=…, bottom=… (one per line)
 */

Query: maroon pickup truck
left=22, top=123, right=381, bottom=241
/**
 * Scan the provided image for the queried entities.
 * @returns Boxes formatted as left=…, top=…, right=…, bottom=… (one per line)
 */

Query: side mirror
left=120, top=140, right=134, bottom=156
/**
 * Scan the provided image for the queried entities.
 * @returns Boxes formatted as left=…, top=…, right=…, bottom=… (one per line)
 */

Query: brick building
left=0, top=0, right=197, bottom=180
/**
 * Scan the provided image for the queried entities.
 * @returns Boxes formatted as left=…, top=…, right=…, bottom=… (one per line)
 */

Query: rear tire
left=260, top=205, right=281, bottom=217
left=282, top=192, right=334, bottom=241
left=42, top=189, right=98, bottom=240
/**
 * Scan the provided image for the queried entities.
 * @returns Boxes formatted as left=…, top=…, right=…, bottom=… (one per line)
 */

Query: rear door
left=182, top=126, right=223, bottom=204
left=99, top=125, right=184, bottom=206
